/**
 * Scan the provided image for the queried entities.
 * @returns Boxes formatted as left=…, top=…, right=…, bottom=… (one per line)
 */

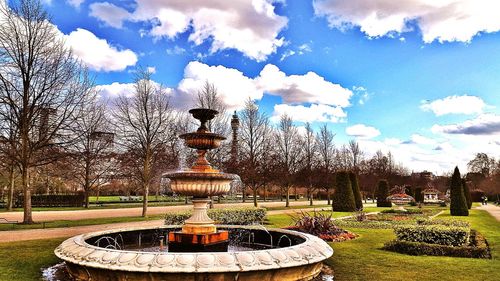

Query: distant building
left=423, top=187, right=440, bottom=203
left=411, top=170, right=435, bottom=181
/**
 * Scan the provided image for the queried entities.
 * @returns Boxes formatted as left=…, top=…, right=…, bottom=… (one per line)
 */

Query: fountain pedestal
left=168, top=197, right=229, bottom=252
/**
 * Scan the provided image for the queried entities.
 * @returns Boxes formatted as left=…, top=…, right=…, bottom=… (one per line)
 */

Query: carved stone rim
left=54, top=225, right=333, bottom=273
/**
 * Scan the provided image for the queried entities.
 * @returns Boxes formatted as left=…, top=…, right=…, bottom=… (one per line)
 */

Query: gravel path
left=0, top=203, right=330, bottom=243
left=476, top=204, right=500, bottom=221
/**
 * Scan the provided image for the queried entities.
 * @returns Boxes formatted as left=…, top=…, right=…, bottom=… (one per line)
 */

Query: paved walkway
left=0, top=205, right=330, bottom=243
left=0, top=200, right=328, bottom=222
left=476, top=204, right=500, bottom=221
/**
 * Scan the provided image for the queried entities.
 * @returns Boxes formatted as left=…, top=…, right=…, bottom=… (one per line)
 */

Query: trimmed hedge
left=393, top=225, right=470, bottom=246
left=164, top=208, right=266, bottom=225
left=332, top=171, right=356, bottom=212
left=349, top=172, right=363, bottom=210
left=383, top=230, right=491, bottom=259
left=462, top=179, right=472, bottom=209
left=375, top=180, right=392, bottom=207
left=415, top=218, right=470, bottom=228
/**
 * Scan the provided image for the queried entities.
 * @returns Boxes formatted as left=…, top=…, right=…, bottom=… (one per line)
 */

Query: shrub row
left=383, top=230, right=490, bottom=259
left=335, top=220, right=412, bottom=229
left=164, top=208, right=266, bottom=225
left=415, top=218, right=470, bottom=228
left=393, top=225, right=470, bottom=246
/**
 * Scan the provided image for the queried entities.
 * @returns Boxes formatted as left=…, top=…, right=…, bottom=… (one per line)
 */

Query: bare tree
left=70, top=98, right=114, bottom=208
left=301, top=122, right=317, bottom=206
left=113, top=69, right=174, bottom=217
left=348, top=140, right=362, bottom=171
left=0, top=0, right=91, bottom=223
left=317, top=124, right=335, bottom=205
left=468, top=153, right=496, bottom=176
left=239, top=99, right=271, bottom=207
left=275, top=114, right=302, bottom=207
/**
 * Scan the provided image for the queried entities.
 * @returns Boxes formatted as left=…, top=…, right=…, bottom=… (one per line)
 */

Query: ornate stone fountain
left=54, top=108, right=333, bottom=281
left=165, top=108, right=237, bottom=252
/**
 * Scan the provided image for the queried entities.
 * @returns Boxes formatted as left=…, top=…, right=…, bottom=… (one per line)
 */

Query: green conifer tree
left=349, top=172, right=363, bottom=210
left=332, top=171, right=356, bottom=211
left=450, top=167, right=469, bottom=216
left=376, top=180, right=392, bottom=207
left=462, top=178, right=472, bottom=209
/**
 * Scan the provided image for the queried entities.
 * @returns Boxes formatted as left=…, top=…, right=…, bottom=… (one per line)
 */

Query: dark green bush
left=332, top=171, right=356, bottom=212
left=415, top=218, right=470, bottom=228
left=414, top=187, right=423, bottom=203
left=375, top=180, right=392, bottom=207
left=462, top=179, right=472, bottom=209
left=383, top=230, right=490, bottom=259
left=393, top=224, right=470, bottom=246
left=450, top=167, right=469, bottom=216
left=349, top=172, right=363, bottom=210
left=164, top=208, right=266, bottom=225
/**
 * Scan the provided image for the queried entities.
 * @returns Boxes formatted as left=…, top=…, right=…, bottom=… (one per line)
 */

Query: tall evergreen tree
left=376, top=180, right=392, bottom=207
left=462, top=178, right=472, bottom=209
left=450, top=167, right=469, bottom=216
left=414, top=187, right=423, bottom=203
left=349, top=172, right=363, bottom=210
left=332, top=171, right=356, bottom=211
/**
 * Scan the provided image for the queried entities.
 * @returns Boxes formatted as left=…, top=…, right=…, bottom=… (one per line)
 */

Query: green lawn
left=324, top=209, right=500, bottom=281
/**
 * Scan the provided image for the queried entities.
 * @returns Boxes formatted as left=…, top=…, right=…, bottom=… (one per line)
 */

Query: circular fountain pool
left=55, top=225, right=333, bottom=281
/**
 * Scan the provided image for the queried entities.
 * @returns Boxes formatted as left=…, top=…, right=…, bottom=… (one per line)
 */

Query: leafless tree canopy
left=0, top=0, right=91, bottom=223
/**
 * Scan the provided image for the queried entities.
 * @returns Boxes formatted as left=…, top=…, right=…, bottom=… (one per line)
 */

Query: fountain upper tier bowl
left=165, top=170, right=238, bottom=197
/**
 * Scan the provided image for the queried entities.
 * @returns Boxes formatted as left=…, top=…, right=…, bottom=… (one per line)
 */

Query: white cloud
left=166, top=45, right=186, bottom=55
left=420, top=95, right=486, bottom=116
left=313, top=0, right=500, bottom=43
left=271, top=104, right=347, bottom=123
left=346, top=124, right=381, bottom=139
left=90, top=0, right=288, bottom=61
left=65, top=28, right=138, bottom=72
left=280, top=50, right=296, bottom=61
left=431, top=114, right=500, bottom=135
left=175, top=61, right=262, bottom=110
left=90, top=2, right=130, bottom=28
left=402, top=134, right=436, bottom=145
left=67, top=0, right=85, bottom=8
left=256, top=64, right=352, bottom=107
left=147, top=66, right=156, bottom=74
left=95, top=82, right=135, bottom=99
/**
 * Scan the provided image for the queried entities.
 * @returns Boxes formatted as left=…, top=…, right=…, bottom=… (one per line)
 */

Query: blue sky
left=37, top=0, right=500, bottom=174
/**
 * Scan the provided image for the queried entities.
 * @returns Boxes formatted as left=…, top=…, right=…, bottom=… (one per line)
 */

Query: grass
left=0, top=238, right=63, bottom=281
left=324, top=209, right=500, bottom=281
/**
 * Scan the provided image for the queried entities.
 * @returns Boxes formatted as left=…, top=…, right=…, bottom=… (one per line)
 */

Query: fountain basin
left=166, top=171, right=237, bottom=197
left=55, top=225, right=333, bottom=281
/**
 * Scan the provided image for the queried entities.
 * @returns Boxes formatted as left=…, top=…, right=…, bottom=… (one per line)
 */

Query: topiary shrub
left=164, top=208, right=266, bottom=225
left=450, top=167, right=469, bottom=216
left=288, top=211, right=356, bottom=242
left=462, top=179, right=472, bottom=209
left=414, top=187, right=423, bottom=203
left=349, top=172, right=363, bottom=210
left=375, top=180, right=392, bottom=207
left=332, top=171, right=356, bottom=212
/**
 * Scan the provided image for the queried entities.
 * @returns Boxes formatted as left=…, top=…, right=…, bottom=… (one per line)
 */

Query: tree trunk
left=7, top=164, right=14, bottom=211
left=309, top=189, right=313, bottom=206
left=22, top=167, right=33, bottom=224
left=285, top=187, right=290, bottom=207
left=142, top=183, right=149, bottom=217
left=84, top=189, right=90, bottom=209
left=253, top=188, right=258, bottom=207
left=264, top=188, right=267, bottom=202
left=242, top=188, right=246, bottom=203
left=326, top=189, right=331, bottom=205
left=294, top=186, right=298, bottom=201
left=96, top=186, right=100, bottom=204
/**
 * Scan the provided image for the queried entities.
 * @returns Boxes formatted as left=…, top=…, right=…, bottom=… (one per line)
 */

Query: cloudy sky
left=39, top=0, right=500, bottom=174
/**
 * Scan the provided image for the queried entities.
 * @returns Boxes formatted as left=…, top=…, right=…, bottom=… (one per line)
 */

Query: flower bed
left=285, top=211, right=357, bottom=242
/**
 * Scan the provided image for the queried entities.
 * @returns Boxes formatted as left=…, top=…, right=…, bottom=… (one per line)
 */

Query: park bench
left=0, top=217, right=18, bottom=229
